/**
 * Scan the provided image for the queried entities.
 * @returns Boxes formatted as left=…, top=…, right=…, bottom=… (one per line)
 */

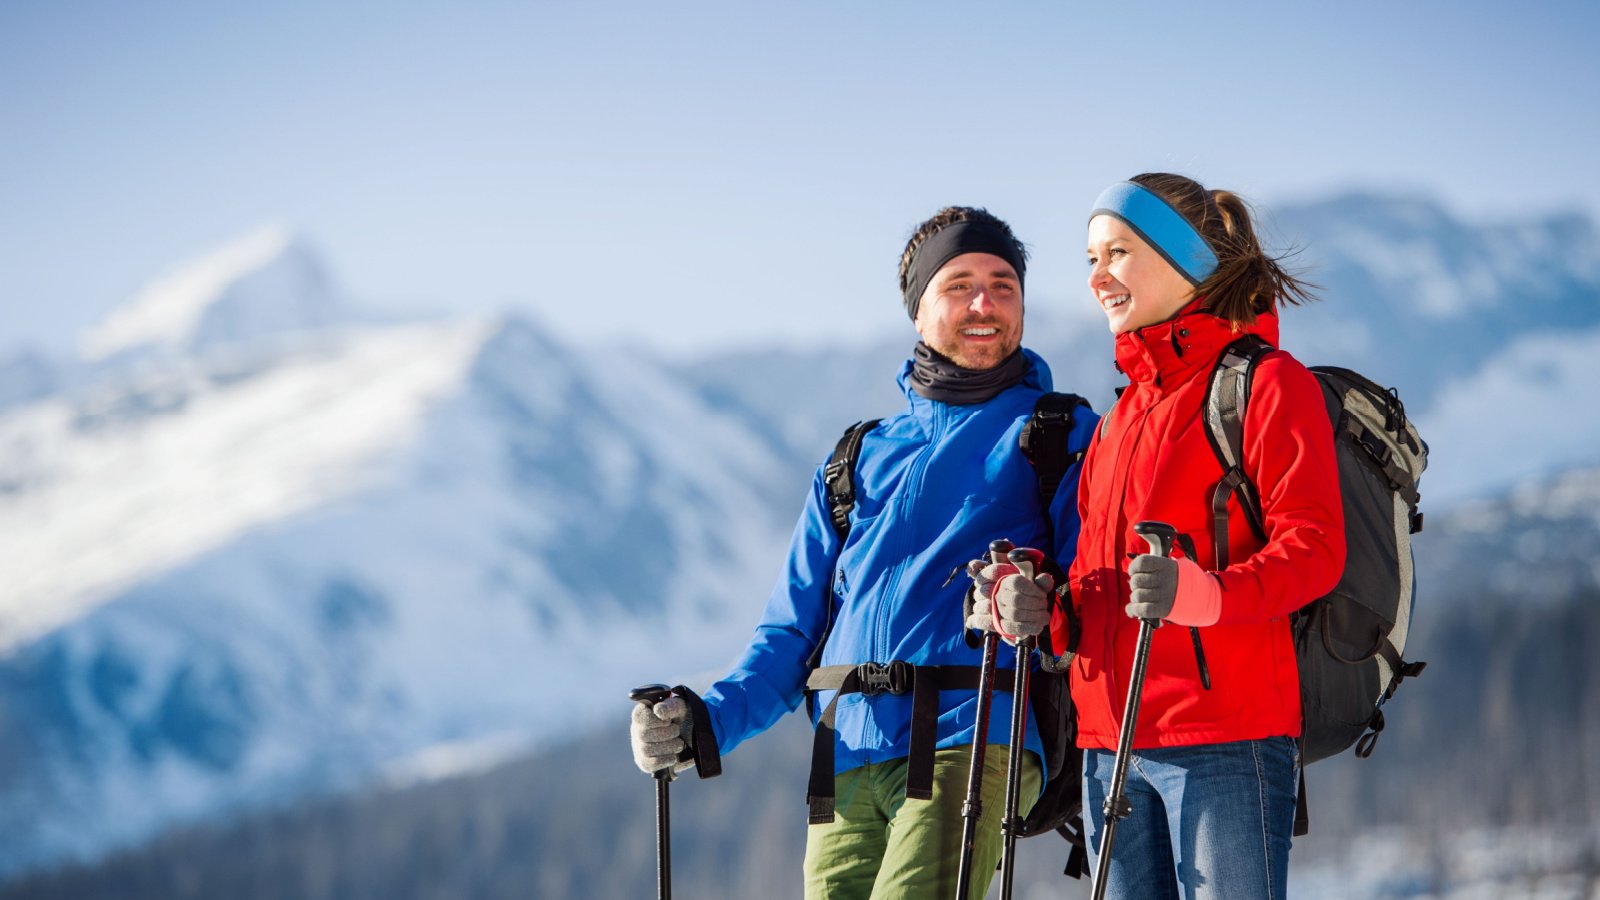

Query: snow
left=380, top=731, right=538, bottom=790
left=0, top=319, right=495, bottom=651
left=0, top=305, right=798, bottom=874
left=1417, top=326, right=1600, bottom=507
left=0, top=349, right=57, bottom=412
left=1290, top=825, right=1600, bottom=900
left=78, top=225, right=347, bottom=361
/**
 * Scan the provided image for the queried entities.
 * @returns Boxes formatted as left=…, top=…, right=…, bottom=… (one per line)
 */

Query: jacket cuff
left=962, top=585, right=984, bottom=648
left=672, top=685, right=723, bottom=779
left=1167, top=557, right=1222, bottom=628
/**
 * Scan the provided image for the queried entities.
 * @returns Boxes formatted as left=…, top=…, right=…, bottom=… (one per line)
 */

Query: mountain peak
left=79, top=225, right=350, bottom=362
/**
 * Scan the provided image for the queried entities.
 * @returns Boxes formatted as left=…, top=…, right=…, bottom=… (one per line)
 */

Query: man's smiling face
left=913, top=252, right=1023, bottom=369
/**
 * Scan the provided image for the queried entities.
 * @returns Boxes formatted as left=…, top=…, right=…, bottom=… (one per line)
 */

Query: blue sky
left=3, top=0, right=1597, bottom=358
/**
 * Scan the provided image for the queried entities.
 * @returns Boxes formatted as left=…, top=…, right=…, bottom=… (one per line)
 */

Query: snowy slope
left=0, top=238, right=798, bottom=874
left=0, top=321, right=495, bottom=650
left=1272, top=195, right=1600, bottom=414
left=1290, top=824, right=1600, bottom=900
left=0, top=349, right=56, bottom=414
left=1417, top=327, right=1600, bottom=506
left=1415, top=462, right=1600, bottom=604
left=78, top=225, right=351, bottom=362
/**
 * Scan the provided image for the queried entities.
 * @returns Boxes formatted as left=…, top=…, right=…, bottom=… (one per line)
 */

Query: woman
left=1077, top=172, right=1347, bottom=898
left=974, top=172, right=1346, bottom=898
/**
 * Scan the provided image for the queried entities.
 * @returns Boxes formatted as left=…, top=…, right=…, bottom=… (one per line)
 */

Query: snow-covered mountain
left=0, top=349, right=56, bottom=415
left=78, top=225, right=354, bottom=364
left=1271, top=195, right=1600, bottom=412
left=0, top=237, right=800, bottom=874
left=1414, top=463, right=1600, bottom=604
left=1, top=191, right=1597, bottom=881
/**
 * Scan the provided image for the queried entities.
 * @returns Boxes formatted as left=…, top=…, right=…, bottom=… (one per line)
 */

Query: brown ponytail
left=1129, top=173, right=1317, bottom=326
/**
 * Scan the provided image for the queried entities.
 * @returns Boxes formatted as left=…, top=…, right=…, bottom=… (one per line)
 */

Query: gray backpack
left=1204, top=336, right=1429, bottom=832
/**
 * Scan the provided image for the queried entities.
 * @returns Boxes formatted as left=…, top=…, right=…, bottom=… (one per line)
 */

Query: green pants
left=802, top=746, right=1043, bottom=900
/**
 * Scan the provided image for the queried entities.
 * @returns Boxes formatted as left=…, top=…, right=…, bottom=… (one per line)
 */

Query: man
left=630, top=207, right=1097, bottom=898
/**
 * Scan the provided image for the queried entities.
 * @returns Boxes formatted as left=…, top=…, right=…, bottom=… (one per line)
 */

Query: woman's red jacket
left=1055, top=304, right=1346, bottom=751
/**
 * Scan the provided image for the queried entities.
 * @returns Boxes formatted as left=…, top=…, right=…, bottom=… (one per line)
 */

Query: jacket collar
left=897, top=346, right=1052, bottom=415
left=1113, top=298, right=1281, bottom=390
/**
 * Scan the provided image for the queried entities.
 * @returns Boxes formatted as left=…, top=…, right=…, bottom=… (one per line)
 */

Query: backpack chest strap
left=803, top=662, right=1012, bottom=823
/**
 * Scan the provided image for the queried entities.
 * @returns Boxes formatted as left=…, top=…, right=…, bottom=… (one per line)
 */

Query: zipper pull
left=942, top=565, right=964, bottom=588
left=1190, top=627, right=1212, bottom=690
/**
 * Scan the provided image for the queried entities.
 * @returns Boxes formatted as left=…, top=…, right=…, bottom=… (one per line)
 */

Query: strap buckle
left=856, top=660, right=913, bottom=696
left=1356, top=426, right=1393, bottom=468
left=823, top=457, right=849, bottom=486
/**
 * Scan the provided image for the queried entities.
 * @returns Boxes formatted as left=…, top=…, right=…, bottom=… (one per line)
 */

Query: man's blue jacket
left=701, top=349, right=1097, bottom=776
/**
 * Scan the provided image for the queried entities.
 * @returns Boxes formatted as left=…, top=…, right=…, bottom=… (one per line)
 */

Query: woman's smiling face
left=1086, top=215, right=1196, bottom=335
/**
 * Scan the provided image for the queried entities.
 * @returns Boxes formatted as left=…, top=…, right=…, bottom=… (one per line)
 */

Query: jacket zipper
left=875, top=403, right=945, bottom=661
left=1104, top=390, right=1157, bottom=730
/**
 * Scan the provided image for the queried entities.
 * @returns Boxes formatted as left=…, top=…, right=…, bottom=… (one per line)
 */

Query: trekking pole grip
left=630, top=684, right=674, bottom=705
left=630, top=684, right=677, bottom=782
left=631, top=683, right=675, bottom=900
left=990, top=538, right=1016, bottom=565
left=1132, top=521, right=1177, bottom=628
left=1007, top=546, right=1044, bottom=580
left=1133, top=521, right=1177, bottom=559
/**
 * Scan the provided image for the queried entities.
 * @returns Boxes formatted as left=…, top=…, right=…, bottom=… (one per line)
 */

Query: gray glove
left=630, top=695, right=695, bottom=776
left=1126, top=553, right=1178, bottom=621
left=964, top=556, right=1054, bottom=642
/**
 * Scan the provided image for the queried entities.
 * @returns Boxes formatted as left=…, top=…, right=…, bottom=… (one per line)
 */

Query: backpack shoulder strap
left=823, top=418, right=880, bottom=542
left=1203, top=336, right=1272, bottom=478
left=1019, top=392, right=1089, bottom=513
left=1020, top=392, right=1091, bottom=662
left=808, top=418, right=880, bottom=672
left=1202, top=337, right=1272, bottom=565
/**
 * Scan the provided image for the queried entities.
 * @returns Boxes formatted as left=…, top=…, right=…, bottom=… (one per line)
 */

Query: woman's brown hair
left=1130, top=172, right=1316, bottom=326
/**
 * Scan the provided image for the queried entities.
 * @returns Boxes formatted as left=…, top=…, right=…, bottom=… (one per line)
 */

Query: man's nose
left=968, top=288, right=997, bottom=312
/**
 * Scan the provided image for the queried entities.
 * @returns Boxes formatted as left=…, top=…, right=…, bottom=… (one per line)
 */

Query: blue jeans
left=1083, top=737, right=1299, bottom=900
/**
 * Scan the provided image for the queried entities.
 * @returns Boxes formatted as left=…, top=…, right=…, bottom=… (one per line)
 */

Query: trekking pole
left=956, top=539, right=1013, bottom=900
left=998, top=545, right=1044, bottom=900
left=1091, top=521, right=1176, bottom=900
left=630, top=684, right=676, bottom=900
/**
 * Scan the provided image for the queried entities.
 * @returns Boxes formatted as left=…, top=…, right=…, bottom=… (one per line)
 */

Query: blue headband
left=1089, top=182, right=1218, bottom=286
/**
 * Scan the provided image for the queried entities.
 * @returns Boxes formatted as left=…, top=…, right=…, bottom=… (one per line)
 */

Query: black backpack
left=1202, top=336, right=1429, bottom=833
left=819, top=392, right=1093, bottom=878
